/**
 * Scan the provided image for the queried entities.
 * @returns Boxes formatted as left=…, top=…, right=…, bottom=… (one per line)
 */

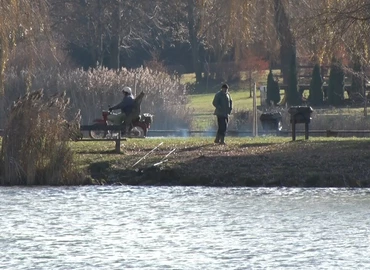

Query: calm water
left=1, top=187, right=370, bottom=270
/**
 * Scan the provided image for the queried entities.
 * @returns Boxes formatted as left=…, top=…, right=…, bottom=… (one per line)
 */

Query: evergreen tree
left=350, top=57, right=364, bottom=100
left=272, top=79, right=281, bottom=105
left=266, top=70, right=281, bottom=105
left=287, top=50, right=300, bottom=106
left=308, top=63, right=323, bottom=106
left=328, top=58, right=345, bottom=106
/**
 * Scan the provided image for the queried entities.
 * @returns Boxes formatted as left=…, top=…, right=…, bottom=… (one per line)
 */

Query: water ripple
left=1, top=187, right=370, bottom=269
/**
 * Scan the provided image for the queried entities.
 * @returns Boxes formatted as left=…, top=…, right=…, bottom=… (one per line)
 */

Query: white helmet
left=122, top=86, right=132, bottom=95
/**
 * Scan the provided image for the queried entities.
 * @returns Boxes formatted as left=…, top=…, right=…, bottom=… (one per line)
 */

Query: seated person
left=108, top=86, right=135, bottom=125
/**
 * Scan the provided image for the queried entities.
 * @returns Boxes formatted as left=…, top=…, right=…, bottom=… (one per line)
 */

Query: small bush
left=266, top=70, right=281, bottom=106
left=272, top=107, right=370, bottom=132
left=328, top=58, right=345, bottom=106
left=350, top=58, right=365, bottom=101
left=0, top=90, right=84, bottom=186
left=287, top=50, right=301, bottom=106
left=308, top=64, right=324, bottom=106
left=230, top=109, right=252, bottom=130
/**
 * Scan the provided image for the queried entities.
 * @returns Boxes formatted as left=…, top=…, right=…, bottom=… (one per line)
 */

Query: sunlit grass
left=188, top=90, right=259, bottom=129
left=182, top=70, right=272, bottom=86
left=180, top=72, right=368, bottom=131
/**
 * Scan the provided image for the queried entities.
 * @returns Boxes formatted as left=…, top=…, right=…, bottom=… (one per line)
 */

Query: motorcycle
left=89, top=110, right=153, bottom=139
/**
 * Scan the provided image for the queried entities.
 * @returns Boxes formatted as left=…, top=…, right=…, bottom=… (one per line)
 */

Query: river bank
left=74, top=137, right=370, bottom=188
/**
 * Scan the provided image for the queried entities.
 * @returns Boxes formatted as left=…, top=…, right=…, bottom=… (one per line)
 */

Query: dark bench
left=79, top=125, right=127, bottom=153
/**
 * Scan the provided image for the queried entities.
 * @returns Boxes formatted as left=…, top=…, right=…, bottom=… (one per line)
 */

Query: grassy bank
left=188, top=89, right=370, bottom=131
left=188, top=91, right=256, bottom=129
left=73, top=136, right=370, bottom=187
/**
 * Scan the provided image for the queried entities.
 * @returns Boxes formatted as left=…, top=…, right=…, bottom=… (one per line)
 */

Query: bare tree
left=50, top=0, right=164, bottom=69
left=199, top=0, right=256, bottom=80
left=0, top=0, right=49, bottom=94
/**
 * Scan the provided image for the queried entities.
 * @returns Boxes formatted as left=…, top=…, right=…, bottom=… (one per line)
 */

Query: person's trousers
left=107, top=113, right=127, bottom=125
left=217, top=116, right=229, bottom=137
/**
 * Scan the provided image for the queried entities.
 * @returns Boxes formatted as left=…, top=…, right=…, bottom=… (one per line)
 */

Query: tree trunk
left=109, top=0, right=121, bottom=70
left=274, top=0, right=295, bottom=85
left=109, top=36, right=120, bottom=70
left=187, top=0, right=202, bottom=82
left=350, top=56, right=363, bottom=99
left=97, top=0, right=104, bottom=66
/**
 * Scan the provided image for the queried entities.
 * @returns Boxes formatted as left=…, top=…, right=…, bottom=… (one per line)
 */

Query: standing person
left=212, top=83, right=233, bottom=144
left=108, top=86, right=135, bottom=125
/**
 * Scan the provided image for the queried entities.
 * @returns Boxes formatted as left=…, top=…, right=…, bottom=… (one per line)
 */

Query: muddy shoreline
left=84, top=139, right=370, bottom=188
left=88, top=166, right=370, bottom=188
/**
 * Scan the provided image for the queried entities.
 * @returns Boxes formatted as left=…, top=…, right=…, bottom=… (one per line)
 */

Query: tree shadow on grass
left=238, top=142, right=280, bottom=148
left=287, top=139, right=370, bottom=150
left=177, top=143, right=215, bottom=152
left=75, top=149, right=122, bottom=154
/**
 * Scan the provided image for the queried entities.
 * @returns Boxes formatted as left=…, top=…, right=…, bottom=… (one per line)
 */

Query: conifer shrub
left=266, top=70, right=281, bottom=106
left=287, top=51, right=301, bottom=106
left=308, top=64, right=324, bottom=106
left=328, top=58, right=345, bottom=106
left=350, top=58, right=365, bottom=102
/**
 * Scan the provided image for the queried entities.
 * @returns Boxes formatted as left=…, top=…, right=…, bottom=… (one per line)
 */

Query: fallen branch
left=161, top=148, right=176, bottom=161
left=153, top=159, right=168, bottom=167
left=152, top=148, right=176, bottom=167
left=135, top=148, right=175, bottom=172
left=132, top=142, right=163, bottom=167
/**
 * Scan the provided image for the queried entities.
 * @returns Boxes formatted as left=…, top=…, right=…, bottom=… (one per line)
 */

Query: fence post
left=252, top=82, right=258, bottom=137
left=134, top=73, right=137, bottom=97
left=115, top=131, right=121, bottom=154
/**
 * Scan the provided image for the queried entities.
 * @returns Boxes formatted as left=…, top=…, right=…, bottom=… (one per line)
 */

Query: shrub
left=308, top=64, right=324, bottom=106
left=0, top=90, right=85, bottom=186
left=2, top=66, right=193, bottom=130
left=287, top=50, right=301, bottom=106
left=328, top=58, right=344, bottom=106
left=350, top=57, right=365, bottom=101
left=266, top=70, right=281, bottom=106
left=260, top=107, right=370, bottom=132
left=229, top=109, right=251, bottom=130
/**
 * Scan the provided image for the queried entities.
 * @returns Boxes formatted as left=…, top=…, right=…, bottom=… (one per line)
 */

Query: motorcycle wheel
left=129, top=126, right=145, bottom=138
left=89, top=124, right=107, bottom=139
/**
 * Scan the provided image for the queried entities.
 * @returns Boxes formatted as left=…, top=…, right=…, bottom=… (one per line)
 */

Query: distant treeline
left=1, top=1, right=370, bottom=104
left=3, top=1, right=370, bottom=83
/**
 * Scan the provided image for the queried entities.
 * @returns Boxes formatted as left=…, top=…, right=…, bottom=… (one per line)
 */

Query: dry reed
left=3, top=66, right=192, bottom=130
left=0, top=89, right=85, bottom=186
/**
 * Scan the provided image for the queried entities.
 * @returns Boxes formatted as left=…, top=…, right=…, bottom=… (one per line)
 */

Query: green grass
left=181, top=72, right=286, bottom=129
left=188, top=90, right=264, bottom=129
left=182, top=72, right=370, bottom=130
left=189, top=91, right=255, bottom=113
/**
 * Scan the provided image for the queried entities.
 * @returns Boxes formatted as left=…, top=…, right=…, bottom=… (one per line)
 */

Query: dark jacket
left=212, top=90, right=232, bottom=117
left=110, top=94, right=135, bottom=114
